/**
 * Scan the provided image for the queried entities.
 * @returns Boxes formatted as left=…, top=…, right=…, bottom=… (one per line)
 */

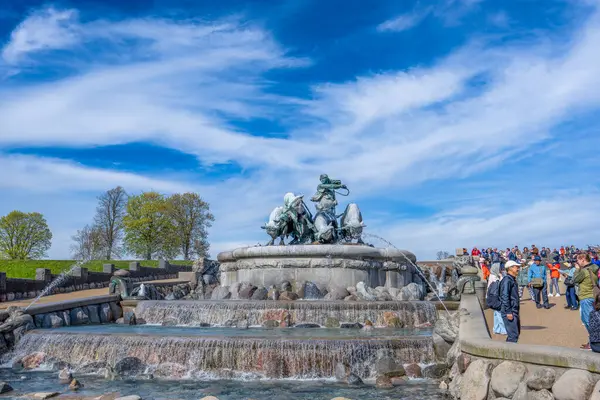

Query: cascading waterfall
left=135, top=300, right=438, bottom=328
left=9, top=331, right=434, bottom=380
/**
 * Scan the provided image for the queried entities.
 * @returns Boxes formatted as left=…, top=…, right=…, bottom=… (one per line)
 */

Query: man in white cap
left=501, top=260, right=522, bottom=343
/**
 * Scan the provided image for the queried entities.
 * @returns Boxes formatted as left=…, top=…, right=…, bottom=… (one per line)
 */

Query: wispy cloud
left=376, top=10, right=430, bottom=32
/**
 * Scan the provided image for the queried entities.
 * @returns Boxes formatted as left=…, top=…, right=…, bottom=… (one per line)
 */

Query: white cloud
left=377, top=10, right=430, bottom=32
left=0, top=154, right=194, bottom=193
left=2, top=7, right=80, bottom=64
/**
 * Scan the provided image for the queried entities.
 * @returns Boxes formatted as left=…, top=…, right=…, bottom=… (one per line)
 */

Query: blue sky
left=1, top=0, right=600, bottom=260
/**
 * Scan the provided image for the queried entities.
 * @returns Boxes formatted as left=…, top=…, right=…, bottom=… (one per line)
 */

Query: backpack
left=486, top=280, right=502, bottom=311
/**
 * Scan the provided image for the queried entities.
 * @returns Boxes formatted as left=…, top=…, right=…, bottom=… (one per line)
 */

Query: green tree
left=123, top=192, right=178, bottom=260
left=0, top=211, right=52, bottom=259
left=168, top=193, right=214, bottom=260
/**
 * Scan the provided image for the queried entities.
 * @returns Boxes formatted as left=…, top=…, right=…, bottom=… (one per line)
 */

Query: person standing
left=517, top=260, right=535, bottom=300
left=573, top=253, right=599, bottom=350
left=528, top=256, right=550, bottom=309
left=501, top=260, right=521, bottom=343
left=487, top=264, right=507, bottom=335
left=562, top=262, right=578, bottom=310
left=548, top=261, right=561, bottom=297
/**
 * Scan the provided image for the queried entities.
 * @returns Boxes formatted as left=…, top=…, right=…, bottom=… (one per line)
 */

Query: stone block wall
left=0, top=261, right=192, bottom=302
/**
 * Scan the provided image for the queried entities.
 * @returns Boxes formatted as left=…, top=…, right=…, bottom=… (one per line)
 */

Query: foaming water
left=8, top=329, right=434, bottom=380
left=0, top=370, right=446, bottom=399
left=135, top=300, right=438, bottom=328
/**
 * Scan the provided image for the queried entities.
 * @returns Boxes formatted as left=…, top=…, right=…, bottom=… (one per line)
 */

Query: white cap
left=505, top=260, right=521, bottom=269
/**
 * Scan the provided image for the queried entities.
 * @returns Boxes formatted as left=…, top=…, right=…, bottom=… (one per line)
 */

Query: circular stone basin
left=218, top=245, right=417, bottom=289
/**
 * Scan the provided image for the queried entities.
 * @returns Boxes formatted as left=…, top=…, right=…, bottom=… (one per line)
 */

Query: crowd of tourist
left=479, top=245, right=600, bottom=350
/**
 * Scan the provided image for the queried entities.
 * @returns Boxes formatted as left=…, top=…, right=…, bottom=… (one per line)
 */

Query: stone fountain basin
left=218, top=245, right=417, bottom=289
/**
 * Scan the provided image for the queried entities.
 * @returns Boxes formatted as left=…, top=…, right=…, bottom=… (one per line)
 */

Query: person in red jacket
left=548, top=262, right=561, bottom=296
left=472, top=247, right=481, bottom=257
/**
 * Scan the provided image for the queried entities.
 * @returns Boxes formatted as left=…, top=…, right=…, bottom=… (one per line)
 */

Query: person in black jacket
left=500, top=260, right=521, bottom=343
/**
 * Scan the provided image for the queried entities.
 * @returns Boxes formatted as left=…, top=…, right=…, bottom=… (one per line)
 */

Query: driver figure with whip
left=310, top=174, right=349, bottom=216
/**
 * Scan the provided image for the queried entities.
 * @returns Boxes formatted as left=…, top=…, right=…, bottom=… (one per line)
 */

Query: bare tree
left=168, top=193, right=214, bottom=260
left=436, top=250, right=451, bottom=260
left=94, top=186, right=127, bottom=259
left=70, top=224, right=103, bottom=260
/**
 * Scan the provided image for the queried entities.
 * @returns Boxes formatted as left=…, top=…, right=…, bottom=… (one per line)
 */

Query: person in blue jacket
left=528, top=256, right=550, bottom=309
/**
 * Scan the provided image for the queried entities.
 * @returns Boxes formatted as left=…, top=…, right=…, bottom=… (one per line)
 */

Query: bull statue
left=339, top=203, right=365, bottom=243
left=313, top=211, right=337, bottom=243
left=261, top=205, right=286, bottom=245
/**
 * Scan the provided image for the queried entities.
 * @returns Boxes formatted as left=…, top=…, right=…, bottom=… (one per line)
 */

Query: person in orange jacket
left=481, top=257, right=491, bottom=281
left=548, top=262, right=561, bottom=296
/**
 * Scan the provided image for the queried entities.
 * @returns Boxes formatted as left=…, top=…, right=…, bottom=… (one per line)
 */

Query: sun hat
left=505, top=260, right=521, bottom=269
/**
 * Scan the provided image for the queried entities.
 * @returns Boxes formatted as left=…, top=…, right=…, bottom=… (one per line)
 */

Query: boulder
left=527, top=368, right=556, bottom=391
left=251, top=287, right=268, bottom=300
left=325, top=286, right=350, bottom=300
left=69, top=379, right=83, bottom=391
left=399, top=283, right=422, bottom=301
left=114, top=357, right=146, bottom=377
left=434, top=312, right=459, bottom=344
left=279, top=291, right=299, bottom=301
left=404, top=363, right=422, bottom=378
left=70, top=308, right=90, bottom=326
left=376, top=291, right=393, bottom=301
left=456, top=353, right=470, bottom=374
left=115, top=397, right=142, bottom=400
left=460, top=359, right=492, bottom=400
left=303, top=282, right=323, bottom=299
left=529, top=389, right=555, bottom=400
left=0, top=311, right=9, bottom=323
left=340, top=322, right=363, bottom=329
left=375, top=357, right=405, bottom=378
left=589, top=379, right=600, bottom=400
left=99, top=303, right=113, bottom=323
left=449, top=373, right=463, bottom=399
left=109, top=302, right=123, bottom=319
left=552, top=369, right=594, bottom=400
left=238, top=284, right=257, bottom=299
left=210, top=286, right=231, bottom=300
left=512, top=381, right=528, bottom=400
left=22, top=352, right=46, bottom=369
left=356, top=281, right=376, bottom=301
left=376, top=375, right=393, bottom=388
left=229, top=282, right=242, bottom=299
left=432, top=332, right=451, bottom=360
left=58, top=368, right=72, bottom=384
left=491, top=361, right=527, bottom=398
left=262, top=320, right=279, bottom=329
left=203, top=274, right=217, bottom=285
left=153, top=362, right=187, bottom=379
left=42, top=314, right=64, bottom=329
left=280, top=281, right=292, bottom=292
left=347, top=373, right=363, bottom=385
left=199, top=397, right=220, bottom=400
left=0, top=382, right=13, bottom=394
left=343, top=294, right=359, bottom=302
left=86, top=305, right=101, bottom=324
left=388, top=287, right=400, bottom=298
left=29, top=393, right=59, bottom=399
left=295, top=323, right=320, bottom=328
left=267, top=287, right=280, bottom=300
left=422, top=363, right=448, bottom=379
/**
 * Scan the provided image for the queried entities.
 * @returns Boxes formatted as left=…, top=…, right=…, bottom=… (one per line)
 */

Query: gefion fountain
left=1, top=175, right=451, bottom=399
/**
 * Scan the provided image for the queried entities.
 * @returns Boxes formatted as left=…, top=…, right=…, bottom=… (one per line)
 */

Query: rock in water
left=210, top=286, right=231, bottom=300
left=267, top=286, right=280, bottom=300
left=69, top=379, right=83, bottom=391
left=279, top=291, right=299, bottom=301
left=0, top=382, right=13, bottom=394
left=251, top=287, right=268, bottom=300
left=335, top=362, right=349, bottom=381
left=432, top=332, right=451, bottom=360
left=434, top=312, right=459, bottom=344
left=376, top=375, right=393, bottom=388
left=399, top=283, right=422, bottom=301
left=325, top=286, right=349, bottom=300
left=115, top=396, right=142, bottom=400
left=58, top=368, right=72, bottom=384
left=295, top=323, right=320, bottom=328
left=552, top=369, right=594, bottom=400
left=114, top=357, right=145, bottom=377
left=238, top=284, right=257, bottom=299
left=404, top=363, right=422, bottom=378
left=356, top=282, right=376, bottom=301
left=347, top=373, right=363, bottom=385
left=280, top=281, right=292, bottom=292
left=422, top=364, right=448, bottom=379
left=375, top=357, right=405, bottom=378
left=303, top=282, right=323, bottom=299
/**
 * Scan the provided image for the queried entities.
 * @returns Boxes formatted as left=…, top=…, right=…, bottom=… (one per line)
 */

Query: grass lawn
left=0, top=259, right=194, bottom=279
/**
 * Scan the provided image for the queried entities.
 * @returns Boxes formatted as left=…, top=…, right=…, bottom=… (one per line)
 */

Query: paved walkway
left=0, top=278, right=185, bottom=309
left=484, top=282, right=588, bottom=349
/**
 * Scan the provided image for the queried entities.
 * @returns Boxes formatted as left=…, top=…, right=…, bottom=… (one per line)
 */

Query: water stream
left=25, top=259, right=86, bottom=311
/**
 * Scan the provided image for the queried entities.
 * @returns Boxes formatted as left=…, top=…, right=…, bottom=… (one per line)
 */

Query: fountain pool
left=0, top=369, right=447, bottom=399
